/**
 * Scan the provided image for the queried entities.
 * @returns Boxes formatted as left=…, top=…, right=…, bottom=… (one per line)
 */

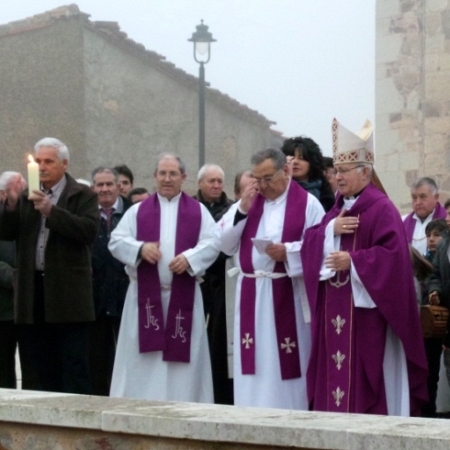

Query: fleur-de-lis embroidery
left=331, top=315, right=346, bottom=335
left=332, top=351, right=346, bottom=370
left=280, top=337, right=296, bottom=354
left=332, top=387, right=345, bottom=407
left=242, top=333, right=253, bottom=349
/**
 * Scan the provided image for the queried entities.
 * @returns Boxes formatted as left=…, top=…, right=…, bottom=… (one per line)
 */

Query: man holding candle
left=0, top=137, right=99, bottom=394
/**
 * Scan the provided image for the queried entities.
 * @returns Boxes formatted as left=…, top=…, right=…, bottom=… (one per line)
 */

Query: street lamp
left=188, top=20, right=216, bottom=169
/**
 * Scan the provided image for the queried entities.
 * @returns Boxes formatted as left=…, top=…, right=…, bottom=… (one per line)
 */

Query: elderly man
left=108, top=154, right=218, bottom=402
left=193, top=163, right=234, bottom=404
left=301, top=119, right=428, bottom=416
left=89, top=167, right=132, bottom=395
left=215, top=148, right=324, bottom=409
left=0, top=138, right=99, bottom=394
left=403, top=177, right=447, bottom=255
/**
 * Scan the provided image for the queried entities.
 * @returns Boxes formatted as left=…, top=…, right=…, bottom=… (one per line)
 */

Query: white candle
left=27, top=155, right=40, bottom=194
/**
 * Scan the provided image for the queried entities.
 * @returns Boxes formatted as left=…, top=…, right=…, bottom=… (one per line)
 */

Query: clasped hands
left=140, top=242, right=189, bottom=274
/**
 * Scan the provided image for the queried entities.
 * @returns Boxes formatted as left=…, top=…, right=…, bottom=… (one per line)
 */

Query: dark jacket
left=0, top=240, right=15, bottom=321
left=92, top=196, right=132, bottom=318
left=427, top=232, right=450, bottom=346
left=0, top=173, right=99, bottom=324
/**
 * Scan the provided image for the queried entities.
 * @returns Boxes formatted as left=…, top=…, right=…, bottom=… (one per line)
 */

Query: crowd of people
left=1, top=117, right=449, bottom=418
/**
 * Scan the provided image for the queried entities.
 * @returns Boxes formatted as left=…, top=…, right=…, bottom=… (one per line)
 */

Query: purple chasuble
left=302, top=184, right=428, bottom=415
left=403, top=203, right=447, bottom=243
left=136, top=192, right=201, bottom=362
left=239, top=181, right=307, bottom=380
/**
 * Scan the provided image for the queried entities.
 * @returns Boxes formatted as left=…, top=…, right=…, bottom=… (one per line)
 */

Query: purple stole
left=239, top=181, right=307, bottom=380
left=136, top=192, right=201, bottom=362
left=403, top=203, right=447, bottom=243
left=323, top=234, right=388, bottom=413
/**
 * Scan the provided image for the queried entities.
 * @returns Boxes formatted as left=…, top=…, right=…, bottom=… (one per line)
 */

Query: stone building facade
left=376, top=0, right=450, bottom=211
left=0, top=5, right=282, bottom=195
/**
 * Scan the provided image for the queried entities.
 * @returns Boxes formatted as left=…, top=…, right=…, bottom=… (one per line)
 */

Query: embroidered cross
left=332, top=387, right=345, bottom=407
left=242, top=333, right=253, bottom=349
left=331, top=315, right=346, bottom=335
left=332, top=350, right=346, bottom=370
left=280, top=337, right=296, bottom=354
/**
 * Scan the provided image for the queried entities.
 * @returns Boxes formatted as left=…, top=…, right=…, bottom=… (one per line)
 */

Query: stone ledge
left=1, top=389, right=450, bottom=449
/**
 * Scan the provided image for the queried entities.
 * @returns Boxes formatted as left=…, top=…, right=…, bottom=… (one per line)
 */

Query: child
left=425, top=219, right=447, bottom=265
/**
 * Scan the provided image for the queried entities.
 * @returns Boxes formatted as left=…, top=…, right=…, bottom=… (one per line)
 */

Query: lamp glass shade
left=195, top=41, right=209, bottom=55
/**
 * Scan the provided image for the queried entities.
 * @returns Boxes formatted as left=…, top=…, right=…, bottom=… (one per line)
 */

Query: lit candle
left=27, top=155, right=40, bottom=195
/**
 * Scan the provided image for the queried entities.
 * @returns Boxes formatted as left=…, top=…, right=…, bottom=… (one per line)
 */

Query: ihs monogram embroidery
left=331, top=315, right=345, bottom=335
left=280, top=337, right=296, bottom=354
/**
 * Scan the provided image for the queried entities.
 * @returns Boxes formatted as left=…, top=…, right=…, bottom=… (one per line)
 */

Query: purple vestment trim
left=136, top=192, right=201, bottom=362
left=403, top=203, right=447, bottom=243
left=239, top=181, right=307, bottom=380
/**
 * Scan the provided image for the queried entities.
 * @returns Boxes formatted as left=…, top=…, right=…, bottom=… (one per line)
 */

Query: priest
left=108, top=153, right=218, bottom=403
left=215, top=148, right=324, bottom=409
left=301, top=118, right=428, bottom=416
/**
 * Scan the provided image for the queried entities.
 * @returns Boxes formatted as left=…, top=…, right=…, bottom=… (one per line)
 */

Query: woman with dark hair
left=281, top=136, right=335, bottom=211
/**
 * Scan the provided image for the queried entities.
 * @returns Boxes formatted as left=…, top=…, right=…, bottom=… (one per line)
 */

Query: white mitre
left=332, top=118, right=374, bottom=165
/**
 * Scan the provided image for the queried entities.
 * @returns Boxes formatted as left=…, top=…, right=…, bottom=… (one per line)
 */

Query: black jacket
left=91, top=196, right=132, bottom=318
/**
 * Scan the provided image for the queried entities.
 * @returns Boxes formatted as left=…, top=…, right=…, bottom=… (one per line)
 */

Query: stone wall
left=0, top=15, right=88, bottom=178
left=82, top=25, right=274, bottom=194
left=376, top=0, right=450, bottom=212
left=0, top=389, right=450, bottom=450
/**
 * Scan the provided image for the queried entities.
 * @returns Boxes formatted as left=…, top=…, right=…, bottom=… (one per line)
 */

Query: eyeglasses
left=156, top=170, right=182, bottom=179
left=251, top=169, right=282, bottom=185
left=335, top=165, right=365, bottom=175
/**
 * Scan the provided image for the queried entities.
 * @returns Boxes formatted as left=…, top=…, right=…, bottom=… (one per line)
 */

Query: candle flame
left=28, top=155, right=35, bottom=163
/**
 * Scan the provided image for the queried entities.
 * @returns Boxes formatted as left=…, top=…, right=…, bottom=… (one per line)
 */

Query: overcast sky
left=1, top=1, right=375, bottom=156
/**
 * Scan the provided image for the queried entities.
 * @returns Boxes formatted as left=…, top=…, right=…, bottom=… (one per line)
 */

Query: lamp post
left=188, top=20, right=216, bottom=169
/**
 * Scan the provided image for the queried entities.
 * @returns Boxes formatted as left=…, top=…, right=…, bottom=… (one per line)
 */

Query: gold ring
left=343, top=225, right=347, bottom=229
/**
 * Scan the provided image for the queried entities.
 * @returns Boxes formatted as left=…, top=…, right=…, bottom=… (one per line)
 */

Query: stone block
left=376, top=78, right=405, bottom=113
left=427, top=0, right=448, bottom=12
left=425, top=34, right=446, bottom=54
left=377, top=17, right=392, bottom=37
left=426, top=12, right=443, bottom=36
left=399, top=151, right=420, bottom=170
left=437, top=54, right=450, bottom=71
left=424, top=116, right=450, bottom=133
left=377, top=0, right=400, bottom=19
left=377, top=34, right=403, bottom=63
left=425, top=71, right=450, bottom=101
left=425, top=53, right=440, bottom=71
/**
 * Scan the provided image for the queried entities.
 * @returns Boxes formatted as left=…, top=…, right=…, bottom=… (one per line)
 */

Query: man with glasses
left=301, top=118, right=427, bottom=416
left=108, top=153, right=218, bottom=403
left=215, top=148, right=324, bottom=409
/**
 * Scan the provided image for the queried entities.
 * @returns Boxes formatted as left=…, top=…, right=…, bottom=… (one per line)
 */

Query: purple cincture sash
left=403, top=203, right=447, bottom=243
left=136, top=192, right=201, bottom=362
left=239, top=181, right=307, bottom=380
